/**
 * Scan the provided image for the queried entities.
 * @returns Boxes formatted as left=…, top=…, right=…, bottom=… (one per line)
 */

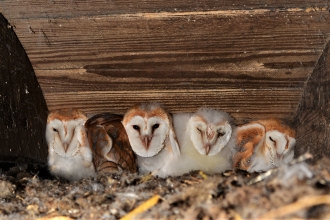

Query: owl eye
left=152, top=124, right=159, bottom=130
left=53, top=128, right=58, bottom=132
left=133, top=125, right=140, bottom=130
left=269, top=136, right=275, bottom=142
left=196, top=127, right=202, bottom=132
left=218, top=131, right=225, bottom=137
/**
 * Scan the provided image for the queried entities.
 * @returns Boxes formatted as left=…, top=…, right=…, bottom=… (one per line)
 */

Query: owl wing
left=85, top=113, right=123, bottom=128
left=86, top=113, right=137, bottom=173
left=169, top=128, right=180, bottom=157
left=104, top=121, right=137, bottom=173
left=98, top=161, right=120, bottom=173
left=232, top=122, right=265, bottom=170
left=168, top=113, right=181, bottom=157
left=86, top=124, right=113, bottom=172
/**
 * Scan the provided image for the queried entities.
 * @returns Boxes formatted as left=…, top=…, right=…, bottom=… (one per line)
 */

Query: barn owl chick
left=122, top=103, right=180, bottom=177
left=232, top=119, right=296, bottom=172
left=166, top=108, right=236, bottom=176
left=46, top=109, right=96, bottom=181
left=85, top=113, right=137, bottom=174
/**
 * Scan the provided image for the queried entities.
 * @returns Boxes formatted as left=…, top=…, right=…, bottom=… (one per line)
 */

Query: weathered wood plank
left=0, top=14, right=48, bottom=164
left=45, top=89, right=302, bottom=123
left=2, top=7, right=330, bottom=123
left=1, top=0, right=328, bottom=19
left=11, top=11, right=330, bottom=71
left=35, top=68, right=308, bottom=93
left=293, top=41, right=330, bottom=161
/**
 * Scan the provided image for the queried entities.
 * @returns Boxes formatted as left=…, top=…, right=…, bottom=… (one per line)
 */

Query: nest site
left=0, top=153, right=330, bottom=219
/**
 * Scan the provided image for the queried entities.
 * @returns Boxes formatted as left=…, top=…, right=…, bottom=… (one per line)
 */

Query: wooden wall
left=0, top=14, right=48, bottom=163
left=294, top=40, right=330, bottom=161
left=2, top=1, right=330, bottom=123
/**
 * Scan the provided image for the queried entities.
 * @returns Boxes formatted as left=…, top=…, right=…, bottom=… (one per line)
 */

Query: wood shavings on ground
left=260, top=195, right=330, bottom=219
left=120, top=195, right=160, bottom=220
left=247, top=152, right=313, bottom=185
left=0, top=154, right=329, bottom=219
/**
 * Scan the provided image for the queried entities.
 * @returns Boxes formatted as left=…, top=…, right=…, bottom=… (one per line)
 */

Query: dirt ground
left=0, top=154, right=330, bottom=220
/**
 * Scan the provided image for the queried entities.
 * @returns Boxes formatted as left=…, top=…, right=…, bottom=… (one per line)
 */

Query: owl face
left=188, top=108, right=233, bottom=156
left=265, top=130, right=296, bottom=166
left=46, top=109, right=88, bottom=157
left=123, top=103, right=172, bottom=158
left=259, top=119, right=296, bottom=166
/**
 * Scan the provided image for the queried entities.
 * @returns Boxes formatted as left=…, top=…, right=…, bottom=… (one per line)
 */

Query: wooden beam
left=10, top=11, right=330, bottom=71
left=2, top=2, right=330, bottom=122
left=0, top=14, right=48, bottom=163
left=1, top=0, right=328, bottom=19
left=44, top=89, right=302, bottom=124
left=293, top=40, right=330, bottom=161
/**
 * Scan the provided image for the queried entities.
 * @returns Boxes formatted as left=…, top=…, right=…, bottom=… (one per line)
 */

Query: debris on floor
left=0, top=153, right=330, bottom=219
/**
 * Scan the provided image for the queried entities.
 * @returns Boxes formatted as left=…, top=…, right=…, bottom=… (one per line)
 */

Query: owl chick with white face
left=166, top=108, right=235, bottom=176
left=46, top=109, right=96, bottom=181
left=232, top=119, right=296, bottom=172
left=122, top=103, right=180, bottom=177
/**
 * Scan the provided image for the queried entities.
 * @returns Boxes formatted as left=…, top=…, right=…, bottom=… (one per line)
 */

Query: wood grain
left=0, top=14, right=48, bottom=163
left=1, top=2, right=330, bottom=123
left=294, top=40, right=330, bottom=161
left=45, top=89, right=302, bottom=124
left=10, top=11, right=330, bottom=71
left=1, top=0, right=328, bottom=19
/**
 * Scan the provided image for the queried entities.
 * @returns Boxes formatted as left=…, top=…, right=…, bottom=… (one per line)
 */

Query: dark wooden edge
left=293, top=39, right=330, bottom=161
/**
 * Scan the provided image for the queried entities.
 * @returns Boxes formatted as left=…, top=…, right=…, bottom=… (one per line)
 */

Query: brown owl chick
left=85, top=113, right=137, bottom=174
left=232, top=118, right=296, bottom=172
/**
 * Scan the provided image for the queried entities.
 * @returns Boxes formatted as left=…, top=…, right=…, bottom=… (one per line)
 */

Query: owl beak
left=204, top=144, right=211, bottom=155
left=277, top=153, right=284, bottom=161
left=63, top=143, right=69, bottom=152
left=144, top=137, right=149, bottom=150
left=142, top=136, right=152, bottom=150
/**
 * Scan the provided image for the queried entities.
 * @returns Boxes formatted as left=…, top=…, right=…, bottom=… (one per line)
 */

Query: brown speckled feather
left=232, top=118, right=295, bottom=171
left=85, top=113, right=137, bottom=173
left=257, top=118, right=296, bottom=138
left=232, top=122, right=265, bottom=170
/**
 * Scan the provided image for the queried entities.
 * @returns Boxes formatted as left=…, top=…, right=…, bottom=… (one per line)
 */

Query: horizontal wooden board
left=2, top=7, right=330, bottom=122
left=10, top=11, right=330, bottom=71
left=36, top=68, right=309, bottom=93
left=44, top=89, right=302, bottom=124
left=2, top=0, right=328, bottom=19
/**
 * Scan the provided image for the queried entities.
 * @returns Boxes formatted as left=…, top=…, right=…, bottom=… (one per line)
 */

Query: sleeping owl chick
left=85, top=113, right=137, bottom=174
left=165, top=108, right=236, bottom=176
left=46, top=109, right=96, bottom=181
left=232, top=118, right=296, bottom=172
left=122, top=103, right=180, bottom=177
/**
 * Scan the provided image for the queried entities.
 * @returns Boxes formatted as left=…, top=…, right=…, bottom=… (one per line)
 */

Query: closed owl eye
left=196, top=127, right=202, bottom=132
left=217, top=131, right=225, bottom=137
left=269, top=136, right=275, bottom=142
left=133, top=125, right=140, bottom=130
